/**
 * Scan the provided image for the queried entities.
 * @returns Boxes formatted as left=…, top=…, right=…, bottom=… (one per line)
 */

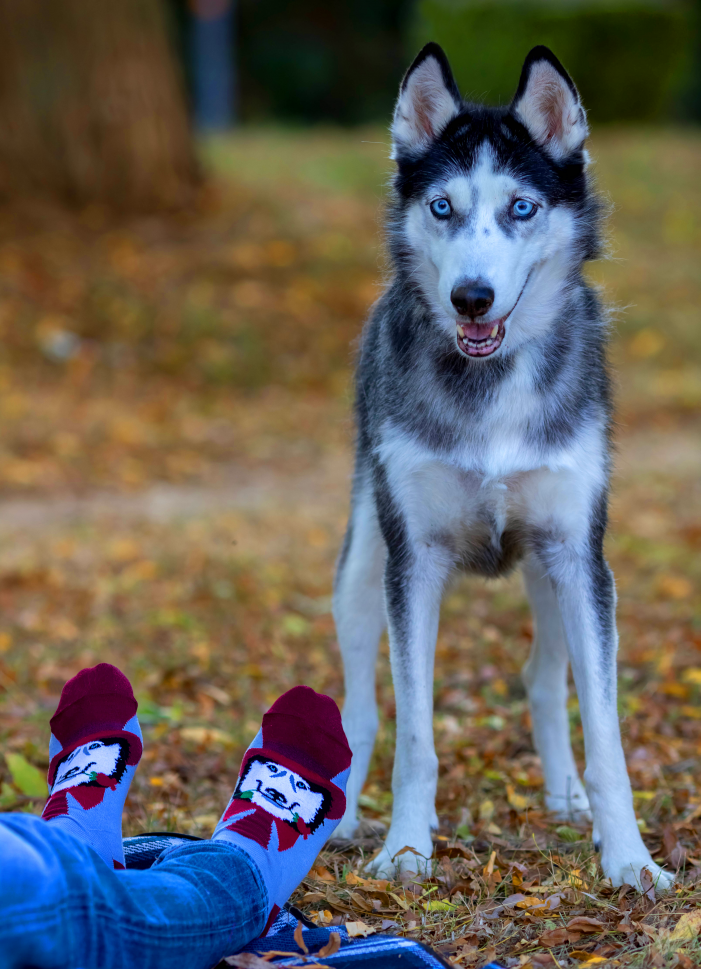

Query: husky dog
left=332, top=43, right=671, bottom=889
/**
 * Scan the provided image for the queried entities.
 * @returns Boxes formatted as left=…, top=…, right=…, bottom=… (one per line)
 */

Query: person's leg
left=1, top=683, right=351, bottom=969
left=213, top=685, right=352, bottom=930
left=0, top=813, right=266, bottom=969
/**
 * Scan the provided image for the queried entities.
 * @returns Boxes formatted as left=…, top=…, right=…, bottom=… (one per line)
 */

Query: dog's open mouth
left=456, top=318, right=506, bottom=357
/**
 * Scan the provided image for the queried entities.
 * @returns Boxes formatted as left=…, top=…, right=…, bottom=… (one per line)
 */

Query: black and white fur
left=333, top=43, right=672, bottom=889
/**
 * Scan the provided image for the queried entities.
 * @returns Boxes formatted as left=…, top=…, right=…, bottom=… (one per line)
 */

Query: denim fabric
left=0, top=813, right=268, bottom=969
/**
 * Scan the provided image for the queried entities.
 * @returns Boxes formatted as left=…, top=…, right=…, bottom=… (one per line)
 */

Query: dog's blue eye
left=512, top=199, right=536, bottom=219
left=430, top=198, right=452, bottom=220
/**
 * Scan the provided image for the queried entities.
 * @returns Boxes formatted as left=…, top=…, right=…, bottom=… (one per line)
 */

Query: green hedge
left=411, top=1, right=694, bottom=123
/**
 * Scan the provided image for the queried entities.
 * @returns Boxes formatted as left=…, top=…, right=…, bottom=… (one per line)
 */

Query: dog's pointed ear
left=391, top=43, right=462, bottom=160
left=511, top=46, right=588, bottom=160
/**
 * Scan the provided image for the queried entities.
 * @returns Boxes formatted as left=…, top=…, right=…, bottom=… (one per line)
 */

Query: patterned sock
left=213, top=686, right=351, bottom=932
left=41, top=663, right=143, bottom=870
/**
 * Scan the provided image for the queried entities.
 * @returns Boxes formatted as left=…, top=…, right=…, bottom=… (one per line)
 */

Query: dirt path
left=0, top=424, right=696, bottom=538
left=0, top=452, right=351, bottom=533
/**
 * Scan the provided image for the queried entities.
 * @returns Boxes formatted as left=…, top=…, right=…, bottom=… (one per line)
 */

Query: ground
left=0, top=127, right=699, bottom=968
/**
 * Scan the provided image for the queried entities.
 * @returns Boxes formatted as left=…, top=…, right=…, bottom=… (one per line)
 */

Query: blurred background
left=0, top=0, right=699, bottom=872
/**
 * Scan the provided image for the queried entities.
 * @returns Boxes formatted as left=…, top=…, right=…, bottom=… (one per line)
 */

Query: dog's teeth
left=457, top=325, right=465, bottom=338
left=490, top=325, right=498, bottom=338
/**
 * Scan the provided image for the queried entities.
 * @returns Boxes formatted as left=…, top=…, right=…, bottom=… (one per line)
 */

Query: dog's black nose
left=451, top=283, right=494, bottom=318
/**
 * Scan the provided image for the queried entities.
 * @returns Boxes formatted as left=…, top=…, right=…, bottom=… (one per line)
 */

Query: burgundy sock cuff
left=48, top=664, right=141, bottom=787
left=50, top=664, right=137, bottom=748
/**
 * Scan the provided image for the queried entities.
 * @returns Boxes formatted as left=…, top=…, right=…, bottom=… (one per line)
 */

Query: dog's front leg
left=370, top=538, right=452, bottom=876
left=333, top=483, right=387, bottom=839
left=537, top=512, right=673, bottom=890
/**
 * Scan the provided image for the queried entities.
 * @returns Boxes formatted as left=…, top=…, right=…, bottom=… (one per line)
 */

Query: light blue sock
left=213, top=685, right=351, bottom=932
left=41, top=664, right=143, bottom=870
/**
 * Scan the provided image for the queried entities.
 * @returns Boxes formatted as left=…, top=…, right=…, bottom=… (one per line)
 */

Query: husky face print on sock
left=235, top=756, right=329, bottom=831
left=52, top=739, right=129, bottom=795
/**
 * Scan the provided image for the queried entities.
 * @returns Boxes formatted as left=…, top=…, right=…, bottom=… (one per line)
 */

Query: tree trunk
left=0, top=0, right=200, bottom=211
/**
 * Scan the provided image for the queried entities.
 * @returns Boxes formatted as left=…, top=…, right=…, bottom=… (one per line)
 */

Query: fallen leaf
left=435, top=843, right=474, bottom=860
left=250, top=950, right=302, bottom=960
left=669, top=908, right=701, bottom=942
left=502, top=893, right=529, bottom=907
left=556, top=825, right=582, bottom=843
left=392, top=845, right=425, bottom=861
left=520, top=896, right=562, bottom=917
left=388, top=892, right=411, bottom=911
left=539, top=894, right=563, bottom=912
left=347, top=891, right=373, bottom=913
left=569, top=953, right=608, bottom=965
left=479, top=799, right=495, bottom=820
left=323, top=890, right=353, bottom=914
left=345, top=872, right=389, bottom=889
left=539, top=927, right=570, bottom=946
left=423, top=899, right=457, bottom=912
left=481, top=946, right=496, bottom=965
left=312, top=866, right=336, bottom=883
left=516, top=896, right=560, bottom=911
left=5, top=753, right=46, bottom=797
left=640, top=866, right=656, bottom=904
left=294, top=920, right=308, bottom=954
left=567, top=867, right=586, bottom=889
left=311, top=910, right=334, bottom=926
left=300, top=892, right=325, bottom=905
left=223, top=955, right=274, bottom=968
left=566, top=917, right=605, bottom=934
left=675, top=952, right=695, bottom=969
left=317, top=932, right=341, bottom=957
left=618, top=884, right=634, bottom=912
left=662, top=824, right=687, bottom=868
left=345, top=920, right=375, bottom=938
left=506, top=784, right=529, bottom=811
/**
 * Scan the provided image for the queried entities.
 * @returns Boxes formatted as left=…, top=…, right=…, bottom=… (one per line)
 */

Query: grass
left=0, top=124, right=699, bottom=967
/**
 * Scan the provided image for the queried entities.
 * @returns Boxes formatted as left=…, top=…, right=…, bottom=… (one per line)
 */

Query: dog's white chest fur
left=377, top=380, right=608, bottom=567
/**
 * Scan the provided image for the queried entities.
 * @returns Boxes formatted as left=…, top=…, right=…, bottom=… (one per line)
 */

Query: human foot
left=42, top=663, right=143, bottom=869
left=213, top=686, right=351, bottom=931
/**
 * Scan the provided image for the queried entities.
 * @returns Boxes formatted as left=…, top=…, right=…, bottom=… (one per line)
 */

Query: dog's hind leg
left=535, top=493, right=673, bottom=890
left=333, top=480, right=387, bottom=839
left=522, top=554, right=591, bottom=823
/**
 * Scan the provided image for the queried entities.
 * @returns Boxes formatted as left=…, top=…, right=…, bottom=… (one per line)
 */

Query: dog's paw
left=601, top=853, right=674, bottom=891
left=368, top=842, right=431, bottom=878
left=367, top=825, right=434, bottom=877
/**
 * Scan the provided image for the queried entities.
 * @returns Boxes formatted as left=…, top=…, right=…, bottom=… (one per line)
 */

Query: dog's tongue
left=462, top=321, right=495, bottom=340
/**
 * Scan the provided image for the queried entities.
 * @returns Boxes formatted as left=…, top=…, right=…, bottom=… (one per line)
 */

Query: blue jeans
left=0, top=814, right=268, bottom=969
